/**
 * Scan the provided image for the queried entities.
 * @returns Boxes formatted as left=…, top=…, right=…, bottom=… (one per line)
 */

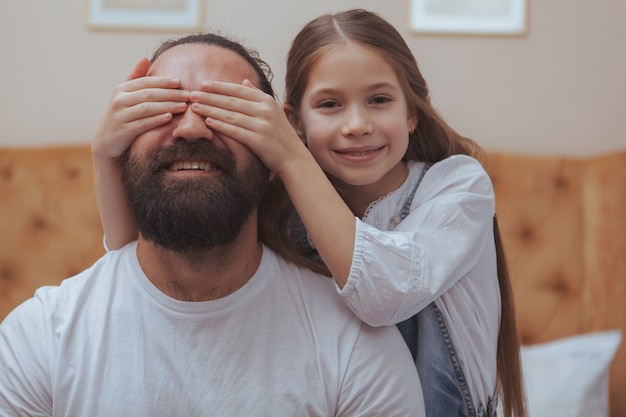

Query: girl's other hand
left=189, top=79, right=308, bottom=175
left=92, top=57, right=190, bottom=160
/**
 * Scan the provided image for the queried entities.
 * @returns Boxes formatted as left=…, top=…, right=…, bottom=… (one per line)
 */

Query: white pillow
left=521, top=330, right=622, bottom=417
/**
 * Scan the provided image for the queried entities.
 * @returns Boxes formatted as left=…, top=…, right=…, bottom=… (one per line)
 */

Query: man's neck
left=135, top=221, right=263, bottom=302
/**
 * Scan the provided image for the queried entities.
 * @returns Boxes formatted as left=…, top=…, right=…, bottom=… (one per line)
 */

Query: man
left=0, top=33, right=425, bottom=416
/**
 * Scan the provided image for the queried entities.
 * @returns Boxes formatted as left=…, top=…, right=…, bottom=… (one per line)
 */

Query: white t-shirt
left=340, top=155, right=501, bottom=408
left=0, top=243, right=425, bottom=417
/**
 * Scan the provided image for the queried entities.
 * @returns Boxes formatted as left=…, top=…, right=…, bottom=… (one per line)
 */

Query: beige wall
left=0, top=0, right=624, bottom=155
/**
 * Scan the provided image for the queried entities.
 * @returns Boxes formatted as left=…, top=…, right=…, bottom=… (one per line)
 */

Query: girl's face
left=296, top=41, right=415, bottom=197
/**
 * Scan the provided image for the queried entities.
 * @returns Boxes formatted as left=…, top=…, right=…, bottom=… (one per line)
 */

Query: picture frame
left=409, top=0, right=527, bottom=36
left=86, top=0, right=202, bottom=32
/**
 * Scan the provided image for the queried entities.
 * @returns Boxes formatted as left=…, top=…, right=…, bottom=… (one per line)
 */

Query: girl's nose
left=341, top=105, right=373, bottom=137
left=171, top=107, right=215, bottom=141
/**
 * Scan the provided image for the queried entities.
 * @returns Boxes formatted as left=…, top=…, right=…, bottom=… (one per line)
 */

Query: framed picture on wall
left=409, top=0, right=527, bottom=36
left=86, top=0, right=202, bottom=31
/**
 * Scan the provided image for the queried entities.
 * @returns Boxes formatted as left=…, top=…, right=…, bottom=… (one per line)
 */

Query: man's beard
left=120, top=138, right=270, bottom=253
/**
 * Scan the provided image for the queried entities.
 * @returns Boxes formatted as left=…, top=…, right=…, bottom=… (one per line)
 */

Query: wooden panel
left=582, top=151, right=626, bottom=417
left=486, top=150, right=626, bottom=417
left=486, top=153, right=586, bottom=344
left=0, top=146, right=105, bottom=320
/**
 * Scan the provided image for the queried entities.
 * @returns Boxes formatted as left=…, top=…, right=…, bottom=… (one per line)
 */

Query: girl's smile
left=335, top=145, right=386, bottom=163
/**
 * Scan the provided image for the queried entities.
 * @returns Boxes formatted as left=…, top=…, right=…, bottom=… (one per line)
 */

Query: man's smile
left=167, top=161, right=219, bottom=172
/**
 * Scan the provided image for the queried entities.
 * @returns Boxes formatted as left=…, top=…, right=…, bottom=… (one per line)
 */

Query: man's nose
left=171, top=106, right=215, bottom=141
left=340, top=105, right=373, bottom=137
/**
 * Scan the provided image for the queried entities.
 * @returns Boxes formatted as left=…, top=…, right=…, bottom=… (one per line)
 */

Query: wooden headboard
left=486, top=151, right=626, bottom=417
left=1, top=145, right=625, bottom=416
left=0, top=146, right=105, bottom=317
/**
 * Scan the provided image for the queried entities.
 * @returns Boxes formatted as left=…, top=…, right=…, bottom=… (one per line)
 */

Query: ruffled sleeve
left=337, top=155, right=495, bottom=326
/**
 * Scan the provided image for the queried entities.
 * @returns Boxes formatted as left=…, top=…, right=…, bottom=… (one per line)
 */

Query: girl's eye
left=317, top=100, right=340, bottom=109
left=371, top=95, right=392, bottom=104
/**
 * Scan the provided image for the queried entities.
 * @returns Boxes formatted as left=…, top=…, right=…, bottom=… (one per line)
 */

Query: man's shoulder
left=260, top=246, right=358, bottom=316
left=12, top=245, right=130, bottom=320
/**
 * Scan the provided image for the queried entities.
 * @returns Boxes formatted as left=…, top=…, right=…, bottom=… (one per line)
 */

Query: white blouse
left=339, top=154, right=500, bottom=408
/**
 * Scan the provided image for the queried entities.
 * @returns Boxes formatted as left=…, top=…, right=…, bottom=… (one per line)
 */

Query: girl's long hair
left=259, top=9, right=526, bottom=417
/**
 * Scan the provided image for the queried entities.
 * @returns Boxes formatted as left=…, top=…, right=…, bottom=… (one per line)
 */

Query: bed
left=1, top=145, right=625, bottom=416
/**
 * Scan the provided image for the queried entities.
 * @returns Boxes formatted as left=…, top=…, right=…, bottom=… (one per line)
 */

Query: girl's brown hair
left=259, top=9, right=526, bottom=417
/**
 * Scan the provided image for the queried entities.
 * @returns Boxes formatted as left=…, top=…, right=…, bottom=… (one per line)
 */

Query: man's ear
left=284, top=104, right=306, bottom=143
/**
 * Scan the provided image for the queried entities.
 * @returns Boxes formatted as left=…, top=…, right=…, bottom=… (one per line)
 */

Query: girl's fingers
left=189, top=80, right=288, bottom=144
left=188, top=81, right=304, bottom=173
left=199, top=79, right=260, bottom=97
left=194, top=81, right=268, bottom=112
left=122, top=101, right=188, bottom=125
left=118, top=87, right=189, bottom=109
left=121, top=76, right=182, bottom=93
left=188, top=83, right=277, bottom=134
left=124, top=112, right=174, bottom=136
left=203, top=116, right=253, bottom=144
left=192, top=101, right=273, bottom=140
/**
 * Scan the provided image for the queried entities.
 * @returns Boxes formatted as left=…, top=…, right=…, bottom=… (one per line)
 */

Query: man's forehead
left=148, top=43, right=257, bottom=86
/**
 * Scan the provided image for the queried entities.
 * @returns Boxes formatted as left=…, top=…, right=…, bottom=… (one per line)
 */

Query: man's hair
left=151, top=33, right=275, bottom=99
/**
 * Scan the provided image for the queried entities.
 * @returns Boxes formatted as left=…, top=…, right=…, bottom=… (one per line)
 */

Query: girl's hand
left=92, top=57, right=190, bottom=160
left=189, top=79, right=308, bottom=175
left=92, top=57, right=189, bottom=251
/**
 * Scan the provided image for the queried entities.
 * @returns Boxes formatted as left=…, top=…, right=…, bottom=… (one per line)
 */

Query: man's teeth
left=169, top=161, right=216, bottom=171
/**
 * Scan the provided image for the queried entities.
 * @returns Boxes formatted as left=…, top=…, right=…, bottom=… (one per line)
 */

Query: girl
left=92, top=9, right=526, bottom=417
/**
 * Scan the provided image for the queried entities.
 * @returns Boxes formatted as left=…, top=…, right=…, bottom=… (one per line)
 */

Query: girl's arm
left=93, top=58, right=189, bottom=250
left=189, top=80, right=356, bottom=286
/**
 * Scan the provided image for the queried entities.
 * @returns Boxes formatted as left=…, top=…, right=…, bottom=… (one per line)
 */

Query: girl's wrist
left=92, top=141, right=122, bottom=163
left=278, top=149, right=323, bottom=187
